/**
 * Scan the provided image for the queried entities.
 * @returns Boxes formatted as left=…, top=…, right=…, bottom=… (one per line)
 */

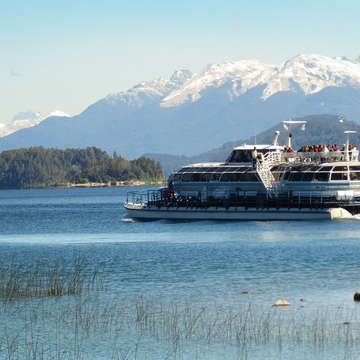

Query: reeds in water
left=0, top=257, right=103, bottom=300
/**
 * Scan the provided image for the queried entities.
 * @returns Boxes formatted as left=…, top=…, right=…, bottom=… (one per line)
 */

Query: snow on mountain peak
left=160, top=54, right=360, bottom=107
left=0, top=110, right=71, bottom=138
left=161, top=59, right=275, bottom=107
left=105, top=69, right=193, bottom=108
left=262, top=54, right=360, bottom=99
left=45, top=110, right=70, bottom=118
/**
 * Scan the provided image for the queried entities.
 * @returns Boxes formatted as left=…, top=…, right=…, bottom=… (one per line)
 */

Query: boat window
left=333, top=166, right=348, bottom=172
left=319, top=166, right=333, bottom=172
left=214, top=167, right=228, bottom=173
left=350, top=166, right=360, bottom=171
left=219, top=172, right=259, bottom=182
left=302, top=172, right=314, bottom=181
left=331, top=172, right=348, bottom=181
left=350, top=172, right=360, bottom=181
left=228, top=150, right=252, bottom=163
left=181, top=173, right=193, bottom=182
left=220, top=173, right=238, bottom=182
left=173, top=174, right=182, bottom=182
left=313, top=172, right=330, bottom=182
left=308, top=165, right=321, bottom=171
left=283, top=169, right=292, bottom=180
left=181, top=168, right=194, bottom=173
left=241, top=173, right=259, bottom=182
left=288, top=172, right=303, bottom=181
left=209, top=173, right=222, bottom=181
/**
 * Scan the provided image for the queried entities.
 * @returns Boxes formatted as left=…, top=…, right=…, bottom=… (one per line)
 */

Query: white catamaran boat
left=125, top=121, right=360, bottom=220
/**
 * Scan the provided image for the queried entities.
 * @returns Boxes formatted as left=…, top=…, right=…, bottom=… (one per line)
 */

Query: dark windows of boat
left=350, top=172, right=360, bottom=180
left=220, top=173, right=238, bottom=182
left=331, top=172, right=349, bottom=181
left=209, top=173, right=222, bottom=181
left=272, top=171, right=285, bottom=181
left=219, top=172, right=259, bottom=182
left=307, top=165, right=321, bottom=171
left=302, top=172, right=314, bottom=181
left=333, top=166, right=349, bottom=172
left=228, top=150, right=252, bottom=163
left=238, top=173, right=259, bottom=182
left=288, top=172, right=303, bottom=181
left=180, top=167, right=193, bottom=173
left=233, top=167, right=249, bottom=172
left=173, top=174, right=182, bottom=182
left=319, top=166, right=333, bottom=172
left=181, top=173, right=193, bottom=182
left=350, top=166, right=360, bottom=171
left=312, top=172, right=330, bottom=182
left=283, top=169, right=292, bottom=180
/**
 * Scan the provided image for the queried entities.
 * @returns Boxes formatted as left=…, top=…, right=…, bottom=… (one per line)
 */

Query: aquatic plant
left=0, top=257, right=103, bottom=300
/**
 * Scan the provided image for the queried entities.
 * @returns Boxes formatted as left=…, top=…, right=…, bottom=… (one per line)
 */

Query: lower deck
left=124, top=203, right=351, bottom=220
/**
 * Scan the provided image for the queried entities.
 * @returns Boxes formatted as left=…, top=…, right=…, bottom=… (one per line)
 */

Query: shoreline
left=55, top=179, right=165, bottom=188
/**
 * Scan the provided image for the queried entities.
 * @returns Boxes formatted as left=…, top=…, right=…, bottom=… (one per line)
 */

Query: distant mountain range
left=2, top=54, right=360, bottom=158
left=0, top=110, right=70, bottom=137
left=145, top=114, right=360, bottom=176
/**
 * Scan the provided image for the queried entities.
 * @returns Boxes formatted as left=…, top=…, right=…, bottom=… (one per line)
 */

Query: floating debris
left=273, top=299, right=291, bottom=307
left=121, top=218, right=136, bottom=223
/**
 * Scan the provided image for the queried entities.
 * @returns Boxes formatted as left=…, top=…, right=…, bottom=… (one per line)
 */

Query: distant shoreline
left=55, top=180, right=165, bottom=188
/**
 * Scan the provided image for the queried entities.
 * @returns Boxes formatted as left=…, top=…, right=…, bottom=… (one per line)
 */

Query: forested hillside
left=0, top=147, right=163, bottom=189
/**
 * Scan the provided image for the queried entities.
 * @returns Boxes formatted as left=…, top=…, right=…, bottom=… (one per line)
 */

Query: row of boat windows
left=283, top=171, right=360, bottom=181
left=173, top=172, right=259, bottom=182
left=178, top=165, right=360, bottom=174
left=173, top=169, right=360, bottom=182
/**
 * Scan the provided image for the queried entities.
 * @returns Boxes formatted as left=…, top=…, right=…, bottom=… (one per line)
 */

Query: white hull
left=124, top=203, right=352, bottom=221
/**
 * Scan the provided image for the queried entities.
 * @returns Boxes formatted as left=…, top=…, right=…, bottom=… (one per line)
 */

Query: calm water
left=1, top=186, right=360, bottom=359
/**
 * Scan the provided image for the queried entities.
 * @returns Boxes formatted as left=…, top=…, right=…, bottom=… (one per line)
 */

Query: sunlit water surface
left=0, top=187, right=360, bottom=359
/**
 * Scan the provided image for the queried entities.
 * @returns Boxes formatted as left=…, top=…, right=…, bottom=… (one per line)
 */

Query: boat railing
left=126, top=188, right=171, bottom=206
left=282, top=150, right=359, bottom=163
left=126, top=188, right=360, bottom=210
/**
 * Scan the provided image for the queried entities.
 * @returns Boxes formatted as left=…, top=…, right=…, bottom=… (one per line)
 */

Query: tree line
left=0, top=146, right=164, bottom=189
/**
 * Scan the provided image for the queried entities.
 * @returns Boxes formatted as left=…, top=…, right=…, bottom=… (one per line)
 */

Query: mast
left=344, top=130, right=357, bottom=162
left=282, top=120, right=307, bottom=148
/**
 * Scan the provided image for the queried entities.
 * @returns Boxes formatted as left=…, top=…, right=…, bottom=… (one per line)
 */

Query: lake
left=0, top=186, right=360, bottom=359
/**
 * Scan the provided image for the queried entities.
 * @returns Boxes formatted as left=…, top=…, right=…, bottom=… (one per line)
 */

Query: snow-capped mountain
left=104, top=69, right=193, bottom=108
left=2, top=54, right=360, bottom=158
left=162, top=60, right=275, bottom=107
left=0, top=110, right=70, bottom=137
left=161, top=54, right=360, bottom=107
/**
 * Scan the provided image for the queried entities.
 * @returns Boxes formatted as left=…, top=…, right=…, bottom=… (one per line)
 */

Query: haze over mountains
left=2, top=54, right=360, bottom=158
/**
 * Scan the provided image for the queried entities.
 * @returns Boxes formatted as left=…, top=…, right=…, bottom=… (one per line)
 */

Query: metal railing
left=283, top=150, right=359, bottom=163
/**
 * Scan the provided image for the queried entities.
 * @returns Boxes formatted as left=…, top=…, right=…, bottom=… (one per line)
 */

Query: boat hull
left=124, top=203, right=351, bottom=220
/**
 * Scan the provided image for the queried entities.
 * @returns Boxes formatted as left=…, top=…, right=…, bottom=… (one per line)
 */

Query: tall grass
left=1, top=261, right=360, bottom=359
left=0, top=257, right=103, bottom=300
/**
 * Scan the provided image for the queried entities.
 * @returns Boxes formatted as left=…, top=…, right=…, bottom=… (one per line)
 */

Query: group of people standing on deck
left=297, top=144, right=357, bottom=153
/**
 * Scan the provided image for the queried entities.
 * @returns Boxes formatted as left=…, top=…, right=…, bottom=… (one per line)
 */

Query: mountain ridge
left=2, top=54, right=360, bottom=158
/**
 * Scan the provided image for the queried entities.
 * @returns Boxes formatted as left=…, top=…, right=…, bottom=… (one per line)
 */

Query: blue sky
left=1, top=0, right=359, bottom=122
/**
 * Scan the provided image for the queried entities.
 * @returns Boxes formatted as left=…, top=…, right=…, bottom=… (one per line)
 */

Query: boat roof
left=182, top=162, right=223, bottom=168
left=232, top=144, right=283, bottom=150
